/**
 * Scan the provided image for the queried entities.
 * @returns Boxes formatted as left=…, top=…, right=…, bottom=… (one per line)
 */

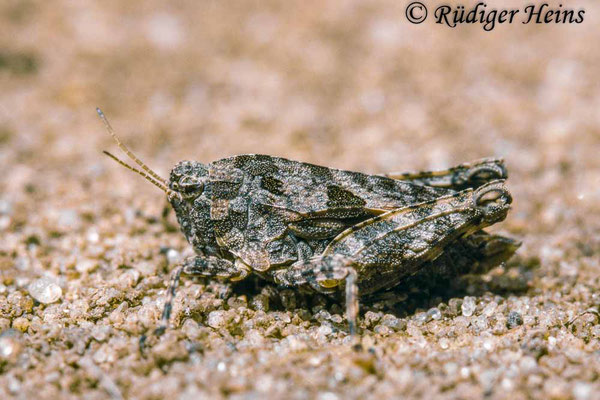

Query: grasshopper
left=98, top=109, right=517, bottom=337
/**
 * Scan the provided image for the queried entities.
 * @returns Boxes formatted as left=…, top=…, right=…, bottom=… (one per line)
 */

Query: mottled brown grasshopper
left=98, top=109, right=518, bottom=337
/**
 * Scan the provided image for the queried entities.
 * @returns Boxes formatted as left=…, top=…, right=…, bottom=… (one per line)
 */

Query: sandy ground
left=1, top=0, right=600, bottom=399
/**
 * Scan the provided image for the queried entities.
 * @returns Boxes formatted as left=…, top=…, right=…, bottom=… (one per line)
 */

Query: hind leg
left=275, top=255, right=359, bottom=335
left=383, top=158, right=507, bottom=190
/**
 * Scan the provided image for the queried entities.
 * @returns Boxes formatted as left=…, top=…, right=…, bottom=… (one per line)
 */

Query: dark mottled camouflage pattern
left=99, top=112, right=516, bottom=336
left=163, top=155, right=515, bottom=334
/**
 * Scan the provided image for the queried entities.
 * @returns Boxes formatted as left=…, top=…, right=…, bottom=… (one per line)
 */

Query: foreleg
left=154, top=256, right=250, bottom=336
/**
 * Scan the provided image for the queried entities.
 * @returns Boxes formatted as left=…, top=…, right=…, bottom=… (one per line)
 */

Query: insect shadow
left=368, top=254, right=536, bottom=317
left=223, top=251, right=534, bottom=329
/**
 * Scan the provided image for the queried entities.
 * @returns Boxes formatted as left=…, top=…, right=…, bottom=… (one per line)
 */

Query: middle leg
left=275, top=255, right=360, bottom=335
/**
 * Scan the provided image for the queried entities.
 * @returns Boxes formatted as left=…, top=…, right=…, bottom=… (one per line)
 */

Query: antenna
left=102, top=150, right=168, bottom=193
left=96, top=108, right=167, bottom=185
left=98, top=108, right=181, bottom=201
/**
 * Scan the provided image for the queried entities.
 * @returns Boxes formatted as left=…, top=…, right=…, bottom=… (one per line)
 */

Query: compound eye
left=179, top=175, right=204, bottom=194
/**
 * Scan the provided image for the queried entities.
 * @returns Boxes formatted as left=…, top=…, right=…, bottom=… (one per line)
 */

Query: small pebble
left=91, top=325, right=110, bottom=342
left=380, top=315, right=406, bottom=332
left=86, top=229, right=100, bottom=243
left=207, top=310, right=227, bottom=329
left=439, top=338, right=450, bottom=349
left=0, top=199, right=12, bottom=215
left=330, top=314, right=343, bottom=324
left=0, top=329, right=23, bottom=363
left=573, top=382, right=592, bottom=400
left=28, top=278, right=62, bottom=304
left=364, top=311, right=382, bottom=327
left=448, top=298, right=462, bottom=316
left=317, top=324, right=333, bottom=337
left=462, top=297, right=476, bottom=317
left=427, top=307, right=442, bottom=320
left=12, top=317, right=29, bottom=333
left=166, top=248, right=180, bottom=265
left=76, top=259, right=97, bottom=274
left=482, top=302, right=497, bottom=317
left=57, top=209, right=81, bottom=230
left=507, top=311, right=523, bottom=329
left=374, top=324, right=393, bottom=336
left=415, top=312, right=429, bottom=324
left=0, top=216, right=10, bottom=230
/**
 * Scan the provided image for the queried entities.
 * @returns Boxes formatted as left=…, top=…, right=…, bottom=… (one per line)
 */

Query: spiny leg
left=154, top=265, right=184, bottom=337
left=139, top=264, right=184, bottom=352
left=345, top=267, right=358, bottom=335
left=275, top=255, right=360, bottom=336
left=151, top=256, right=250, bottom=339
left=383, top=158, right=507, bottom=190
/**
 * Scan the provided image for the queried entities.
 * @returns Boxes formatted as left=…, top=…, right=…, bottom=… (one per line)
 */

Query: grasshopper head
left=167, top=160, right=213, bottom=250
left=168, top=161, right=209, bottom=199
left=98, top=109, right=214, bottom=251
left=473, top=180, right=512, bottom=226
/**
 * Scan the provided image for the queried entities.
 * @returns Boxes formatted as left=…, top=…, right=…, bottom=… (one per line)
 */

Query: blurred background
left=1, top=0, right=599, bottom=398
left=1, top=0, right=599, bottom=204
